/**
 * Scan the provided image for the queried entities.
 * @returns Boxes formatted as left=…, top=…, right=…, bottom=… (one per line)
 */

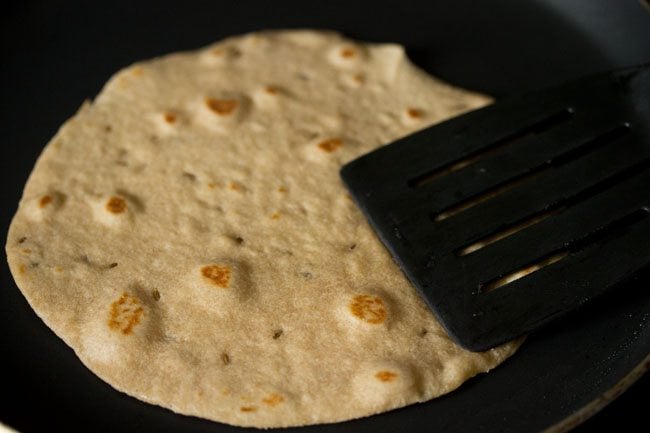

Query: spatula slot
left=457, top=208, right=562, bottom=256
left=432, top=124, right=630, bottom=222
left=480, top=251, right=567, bottom=293
left=407, top=109, right=575, bottom=188
left=479, top=207, right=650, bottom=293
left=567, top=207, right=649, bottom=253
left=456, top=157, right=650, bottom=256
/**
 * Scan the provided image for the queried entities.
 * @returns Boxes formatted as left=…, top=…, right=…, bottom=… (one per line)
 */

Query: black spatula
left=340, top=64, right=650, bottom=352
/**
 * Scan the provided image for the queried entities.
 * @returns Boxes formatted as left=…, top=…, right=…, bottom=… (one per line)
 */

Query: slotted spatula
left=340, top=64, right=650, bottom=352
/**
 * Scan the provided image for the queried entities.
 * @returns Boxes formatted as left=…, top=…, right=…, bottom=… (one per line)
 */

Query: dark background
left=1, top=1, right=649, bottom=432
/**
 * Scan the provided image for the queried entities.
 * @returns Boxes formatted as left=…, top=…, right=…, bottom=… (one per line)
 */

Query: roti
left=6, top=30, right=520, bottom=427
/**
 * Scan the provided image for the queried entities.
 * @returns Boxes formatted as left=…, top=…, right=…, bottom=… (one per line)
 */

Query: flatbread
left=6, top=30, right=519, bottom=428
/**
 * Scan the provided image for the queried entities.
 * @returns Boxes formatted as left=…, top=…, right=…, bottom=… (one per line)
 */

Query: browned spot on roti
left=201, top=264, right=232, bottom=288
left=407, top=108, right=423, bottom=119
left=39, top=195, right=53, bottom=208
left=228, top=181, right=243, bottom=192
left=270, top=212, right=281, bottom=220
left=349, top=295, right=387, bottom=324
left=211, top=46, right=241, bottom=58
left=221, top=352, right=231, bottom=365
left=240, top=406, right=257, bottom=413
left=264, top=85, right=280, bottom=95
left=318, top=138, right=343, bottom=153
left=205, top=97, right=238, bottom=115
left=18, top=264, right=26, bottom=275
left=163, top=112, right=177, bottom=124
left=106, top=196, right=127, bottom=214
left=340, top=48, right=356, bottom=58
left=108, top=292, right=144, bottom=335
left=375, top=371, right=398, bottom=382
left=262, top=393, right=284, bottom=407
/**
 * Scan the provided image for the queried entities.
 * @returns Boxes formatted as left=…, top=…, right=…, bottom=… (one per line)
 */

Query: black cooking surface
left=1, top=1, right=649, bottom=432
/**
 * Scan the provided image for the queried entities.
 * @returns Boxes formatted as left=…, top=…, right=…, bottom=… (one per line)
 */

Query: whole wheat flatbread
left=6, top=30, right=519, bottom=428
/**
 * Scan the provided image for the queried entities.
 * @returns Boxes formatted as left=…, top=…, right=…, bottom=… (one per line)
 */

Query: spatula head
left=341, top=65, right=650, bottom=351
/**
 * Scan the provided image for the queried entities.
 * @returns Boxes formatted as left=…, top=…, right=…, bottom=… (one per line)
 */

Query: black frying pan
left=1, top=1, right=649, bottom=432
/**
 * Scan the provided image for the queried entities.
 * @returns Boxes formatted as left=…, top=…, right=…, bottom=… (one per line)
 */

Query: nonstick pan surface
left=1, top=1, right=649, bottom=432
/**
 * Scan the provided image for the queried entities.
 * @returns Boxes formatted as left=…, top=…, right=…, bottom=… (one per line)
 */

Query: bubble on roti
left=6, top=30, right=520, bottom=428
